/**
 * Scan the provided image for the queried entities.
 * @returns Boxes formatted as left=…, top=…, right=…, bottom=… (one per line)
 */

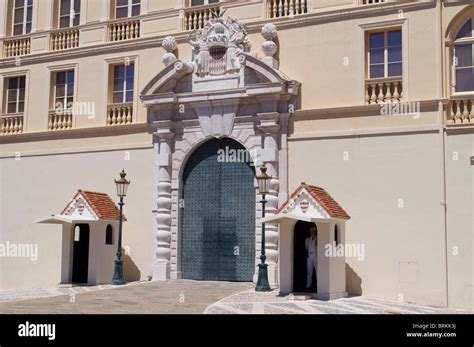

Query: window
left=190, top=0, right=219, bottom=6
left=5, top=76, right=26, bottom=114
left=113, top=63, right=134, bottom=104
left=13, top=0, right=33, bottom=36
left=368, top=30, right=402, bottom=79
left=74, top=225, right=80, bottom=241
left=54, top=71, right=75, bottom=111
left=59, top=0, right=81, bottom=28
left=105, top=225, right=113, bottom=245
left=454, top=19, right=474, bottom=92
left=334, top=225, right=340, bottom=246
left=115, top=0, right=140, bottom=19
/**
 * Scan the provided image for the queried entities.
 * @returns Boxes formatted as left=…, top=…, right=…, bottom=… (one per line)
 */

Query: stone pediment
left=277, top=183, right=351, bottom=221
left=141, top=54, right=297, bottom=104
left=140, top=15, right=299, bottom=105
left=60, top=190, right=125, bottom=221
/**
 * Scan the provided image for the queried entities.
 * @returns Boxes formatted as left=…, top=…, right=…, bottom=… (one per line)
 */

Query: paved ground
left=205, top=289, right=470, bottom=314
left=0, top=280, right=252, bottom=314
left=0, top=281, right=145, bottom=303
left=0, top=281, right=469, bottom=314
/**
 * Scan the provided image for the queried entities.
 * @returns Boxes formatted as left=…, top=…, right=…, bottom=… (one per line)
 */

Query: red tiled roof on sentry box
left=61, top=190, right=127, bottom=221
left=277, top=183, right=350, bottom=220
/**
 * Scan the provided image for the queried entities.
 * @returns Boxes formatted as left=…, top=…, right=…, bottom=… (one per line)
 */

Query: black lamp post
left=255, top=166, right=272, bottom=292
left=112, top=169, right=130, bottom=285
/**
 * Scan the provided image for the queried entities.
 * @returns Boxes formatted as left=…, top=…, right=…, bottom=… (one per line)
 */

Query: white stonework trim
left=0, top=144, right=153, bottom=159
left=80, top=0, right=88, bottom=25
left=101, top=0, right=110, bottom=21
left=141, top=0, right=148, bottom=15
left=44, top=0, right=53, bottom=31
left=32, top=0, right=39, bottom=33
left=288, top=124, right=441, bottom=141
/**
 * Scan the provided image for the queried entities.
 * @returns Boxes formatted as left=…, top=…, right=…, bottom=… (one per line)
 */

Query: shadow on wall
left=122, top=248, right=141, bottom=282
left=346, top=262, right=362, bottom=296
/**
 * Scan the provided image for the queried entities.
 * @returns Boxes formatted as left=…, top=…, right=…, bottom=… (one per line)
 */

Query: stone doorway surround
left=140, top=16, right=300, bottom=286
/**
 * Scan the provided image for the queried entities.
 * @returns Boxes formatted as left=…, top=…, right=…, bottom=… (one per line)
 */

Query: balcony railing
left=1, top=114, right=24, bottom=135
left=3, top=37, right=31, bottom=58
left=108, top=19, right=140, bottom=42
left=51, top=28, right=80, bottom=51
left=365, top=77, right=403, bottom=104
left=183, top=5, right=220, bottom=31
left=107, top=103, right=133, bottom=125
left=48, top=110, right=73, bottom=131
left=448, top=98, right=474, bottom=125
left=267, top=0, right=308, bottom=18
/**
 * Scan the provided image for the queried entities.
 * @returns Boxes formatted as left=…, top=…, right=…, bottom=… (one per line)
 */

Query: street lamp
left=112, top=169, right=130, bottom=285
left=255, top=166, right=272, bottom=292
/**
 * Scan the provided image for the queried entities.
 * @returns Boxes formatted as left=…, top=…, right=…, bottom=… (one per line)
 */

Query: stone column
left=257, top=112, right=280, bottom=286
left=151, top=122, right=175, bottom=281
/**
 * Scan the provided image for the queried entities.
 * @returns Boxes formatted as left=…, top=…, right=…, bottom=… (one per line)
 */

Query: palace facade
left=0, top=0, right=472, bottom=311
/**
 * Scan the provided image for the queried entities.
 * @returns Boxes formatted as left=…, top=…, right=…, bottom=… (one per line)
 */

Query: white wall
left=288, top=130, right=448, bottom=307
left=445, top=132, right=474, bottom=311
left=0, top=147, right=153, bottom=290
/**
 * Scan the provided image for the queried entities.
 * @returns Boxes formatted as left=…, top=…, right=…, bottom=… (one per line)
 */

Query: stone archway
left=141, top=15, right=301, bottom=285
left=180, top=138, right=256, bottom=281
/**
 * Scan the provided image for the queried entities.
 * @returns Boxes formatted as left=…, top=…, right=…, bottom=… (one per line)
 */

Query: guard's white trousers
left=306, top=253, right=317, bottom=288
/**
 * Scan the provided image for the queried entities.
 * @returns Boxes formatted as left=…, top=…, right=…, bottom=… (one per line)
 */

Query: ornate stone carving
left=261, top=23, right=278, bottom=41
left=152, top=124, right=175, bottom=280
left=186, top=13, right=250, bottom=77
left=261, top=23, right=278, bottom=68
left=162, top=36, right=178, bottom=67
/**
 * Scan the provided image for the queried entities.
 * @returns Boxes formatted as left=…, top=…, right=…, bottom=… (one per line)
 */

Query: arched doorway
left=181, top=138, right=256, bottom=281
left=293, top=221, right=317, bottom=292
left=72, top=224, right=90, bottom=284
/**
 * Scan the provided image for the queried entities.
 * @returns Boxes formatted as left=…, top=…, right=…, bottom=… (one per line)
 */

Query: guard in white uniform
left=305, top=226, right=318, bottom=289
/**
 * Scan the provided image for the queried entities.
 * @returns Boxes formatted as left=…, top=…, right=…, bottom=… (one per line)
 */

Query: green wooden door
left=181, top=138, right=255, bottom=281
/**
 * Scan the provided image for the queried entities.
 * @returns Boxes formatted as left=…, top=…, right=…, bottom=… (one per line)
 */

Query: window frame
left=358, top=18, right=408, bottom=103
left=105, top=224, right=114, bottom=245
left=452, top=18, right=474, bottom=95
left=112, top=62, right=135, bottom=105
left=115, top=0, right=141, bottom=19
left=59, top=0, right=81, bottom=29
left=5, top=76, right=26, bottom=115
left=53, top=70, right=75, bottom=112
left=12, top=0, right=33, bottom=36
left=189, top=0, right=219, bottom=7
left=367, top=29, right=403, bottom=80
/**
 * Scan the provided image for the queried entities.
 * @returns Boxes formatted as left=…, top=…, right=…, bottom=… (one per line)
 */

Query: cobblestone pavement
left=0, top=281, right=145, bottom=303
left=0, top=282, right=470, bottom=314
left=0, top=280, right=252, bottom=314
left=204, top=290, right=471, bottom=314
